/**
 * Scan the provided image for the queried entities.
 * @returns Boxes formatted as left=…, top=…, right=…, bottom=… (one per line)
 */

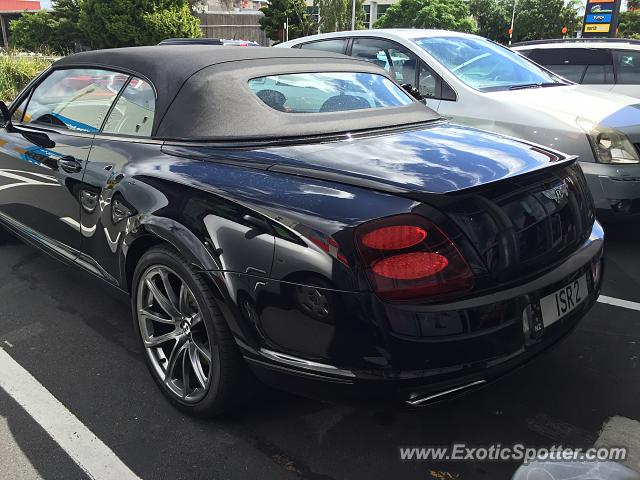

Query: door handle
left=58, top=156, right=83, bottom=174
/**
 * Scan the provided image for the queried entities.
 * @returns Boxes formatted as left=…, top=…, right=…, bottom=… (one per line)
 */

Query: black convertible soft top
left=54, top=46, right=440, bottom=140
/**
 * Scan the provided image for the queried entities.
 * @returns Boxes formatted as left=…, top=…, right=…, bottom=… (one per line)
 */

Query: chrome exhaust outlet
left=405, top=379, right=487, bottom=406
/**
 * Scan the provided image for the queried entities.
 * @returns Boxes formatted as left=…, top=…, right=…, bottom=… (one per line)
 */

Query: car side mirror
left=0, top=101, right=11, bottom=127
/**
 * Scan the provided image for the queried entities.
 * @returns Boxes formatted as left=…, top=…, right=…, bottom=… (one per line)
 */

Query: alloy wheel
left=136, top=265, right=212, bottom=403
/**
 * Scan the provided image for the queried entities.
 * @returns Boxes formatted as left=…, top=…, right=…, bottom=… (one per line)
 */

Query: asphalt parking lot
left=0, top=220, right=638, bottom=480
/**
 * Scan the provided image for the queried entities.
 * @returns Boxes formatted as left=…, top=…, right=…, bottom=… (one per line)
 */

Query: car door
left=348, top=37, right=446, bottom=109
left=78, top=76, right=159, bottom=283
left=0, top=68, right=128, bottom=260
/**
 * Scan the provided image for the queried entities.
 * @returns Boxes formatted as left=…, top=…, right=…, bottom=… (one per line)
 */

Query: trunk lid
left=438, top=162, right=595, bottom=285
left=265, top=122, right=570, bottom=194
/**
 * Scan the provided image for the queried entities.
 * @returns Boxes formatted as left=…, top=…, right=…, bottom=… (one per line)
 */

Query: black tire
left=131, top=244, right=256, bottom=417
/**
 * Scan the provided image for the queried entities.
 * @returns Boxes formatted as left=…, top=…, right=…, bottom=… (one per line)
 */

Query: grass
left=0, top=55, right=53, bottom=104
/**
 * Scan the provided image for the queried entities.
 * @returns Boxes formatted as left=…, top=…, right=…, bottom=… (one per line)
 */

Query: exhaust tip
left=405, top=379, right=487, bottom=407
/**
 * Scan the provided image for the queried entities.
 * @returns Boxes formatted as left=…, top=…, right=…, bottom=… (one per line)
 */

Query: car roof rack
left=512, top=38, right=640, bottom=47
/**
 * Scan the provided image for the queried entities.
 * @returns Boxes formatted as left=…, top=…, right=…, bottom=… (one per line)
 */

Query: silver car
left=512, top=38, right=640, bottom=99
left=278, top=29, right=640, bottom=219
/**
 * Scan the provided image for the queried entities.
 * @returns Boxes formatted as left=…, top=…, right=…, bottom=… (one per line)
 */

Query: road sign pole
left=509, top=0, right=517, bottom=45
left=0, top=15, right=8, bottom=51
left=351, top=0, right=356, bottom=30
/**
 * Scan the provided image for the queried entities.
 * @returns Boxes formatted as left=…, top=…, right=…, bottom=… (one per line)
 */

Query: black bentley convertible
left=0, top=46, right=603, bottom=415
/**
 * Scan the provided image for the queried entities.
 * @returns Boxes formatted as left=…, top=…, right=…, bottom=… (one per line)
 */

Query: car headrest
left=319, top=95, right=370, bottom=113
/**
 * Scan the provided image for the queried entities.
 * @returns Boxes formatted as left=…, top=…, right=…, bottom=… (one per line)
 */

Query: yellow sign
left=584, top=23, right=611, bottom=32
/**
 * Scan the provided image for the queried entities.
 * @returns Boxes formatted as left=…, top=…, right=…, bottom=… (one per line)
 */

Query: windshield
left=247, top=72, right=413, bottom=113
left=413, top=36, right=565, bottom=92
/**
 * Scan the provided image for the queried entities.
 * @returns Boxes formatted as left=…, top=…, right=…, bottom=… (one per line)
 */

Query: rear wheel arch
left=123, top=232, right=252, bottom=336
left=124, top=234, right=165, bottom=293
left=122, top=218, right=221, bottom=293
left=124, top=234, right=228, bottom=302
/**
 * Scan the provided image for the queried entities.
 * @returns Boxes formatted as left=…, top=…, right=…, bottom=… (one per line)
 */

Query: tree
left=259, top=0, right=315, bottom=42
left=618, top=10, right=640, bottom=38
left=628, top=0, right=639, bottom=11
left=51, top=0, right=85, bottom=47
left=53, top=0, right=83, bottom=21
left=374, top=0, right=476, bottom=33
left=9, top=0, right=84, bottom=53
left=468, top=0, right=581, bottom=43
left=315, top=0, right=365, bottom=33
left=79, top=0, right=201, bottom=49
left=469, top=0, right=510, bottom=43
left=560, top=0, right=582, bottom=37
left=511, top=0, right=581, bottom=42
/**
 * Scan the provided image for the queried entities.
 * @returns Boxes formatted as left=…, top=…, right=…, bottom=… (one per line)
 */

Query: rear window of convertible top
left=247, top=72, right=413, bottom=113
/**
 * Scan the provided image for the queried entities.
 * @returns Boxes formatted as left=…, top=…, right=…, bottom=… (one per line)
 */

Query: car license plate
left=540, top=274, right=588, bottom=327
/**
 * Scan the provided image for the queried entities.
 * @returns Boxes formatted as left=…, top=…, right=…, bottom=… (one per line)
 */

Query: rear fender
left=122, top=218, right=268, bottom=350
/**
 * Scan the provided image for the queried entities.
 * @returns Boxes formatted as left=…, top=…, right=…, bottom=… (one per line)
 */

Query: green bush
left=9, top=1, right=83, bottom=54
left=0, top=55, right=52, bottom=103
left=9, top=10, right=78, bottom=54
left=9, top=0, right=201, bottom=53
left=79, top=0, right=202, bottom=48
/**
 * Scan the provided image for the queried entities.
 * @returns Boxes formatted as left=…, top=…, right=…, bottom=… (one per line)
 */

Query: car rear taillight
left=361, top=225, right=427, bottom=250
left=355, top=214, right=473, bottom=301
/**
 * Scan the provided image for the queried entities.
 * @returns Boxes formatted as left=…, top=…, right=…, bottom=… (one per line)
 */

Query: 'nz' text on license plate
left=540, top=274, right=589, bottom=327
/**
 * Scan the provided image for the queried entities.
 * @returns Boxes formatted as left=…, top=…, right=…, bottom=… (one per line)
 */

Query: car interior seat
left=256, top=89, right=287, bottom=112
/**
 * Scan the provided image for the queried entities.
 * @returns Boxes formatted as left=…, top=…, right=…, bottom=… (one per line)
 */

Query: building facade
left=200, top=0, right=268, bottom=13
left=362, top=0, right=393, bottom=28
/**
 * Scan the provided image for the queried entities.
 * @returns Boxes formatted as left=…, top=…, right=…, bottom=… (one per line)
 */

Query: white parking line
left=598, top=295, right=640, bottom=312
left=0, top=348, right=141, bottom=480
left=0, top=169, right=59, bottom=192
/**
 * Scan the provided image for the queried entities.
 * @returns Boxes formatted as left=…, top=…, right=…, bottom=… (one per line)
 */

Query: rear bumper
left=248, top=303, right=589, bottom=404
left=242, top=221, right=605, bottom=403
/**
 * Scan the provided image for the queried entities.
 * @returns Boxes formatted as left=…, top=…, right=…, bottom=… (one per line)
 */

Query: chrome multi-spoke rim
left=137, top=265, right=212, bottom=403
